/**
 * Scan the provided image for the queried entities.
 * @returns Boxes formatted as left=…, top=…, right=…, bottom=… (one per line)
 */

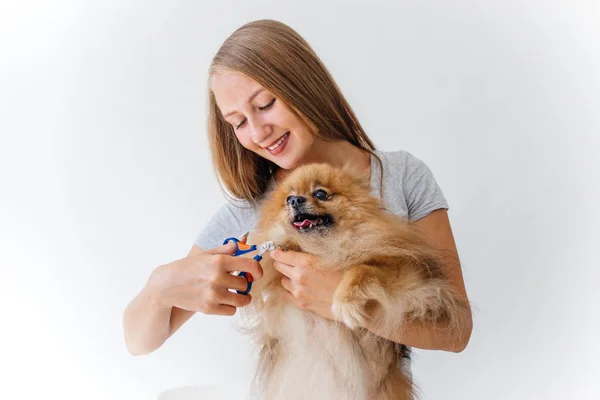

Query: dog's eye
left=312, top=189, right=328, bottom=201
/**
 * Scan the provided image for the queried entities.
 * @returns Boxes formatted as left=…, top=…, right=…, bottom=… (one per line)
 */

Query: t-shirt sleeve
left=403, top=152, right=449, bottom=221
left=194, top=202, right=244, bottom=250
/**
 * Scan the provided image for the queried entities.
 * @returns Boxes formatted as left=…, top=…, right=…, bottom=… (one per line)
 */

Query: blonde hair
left=208, top=19, right=380, bottom=203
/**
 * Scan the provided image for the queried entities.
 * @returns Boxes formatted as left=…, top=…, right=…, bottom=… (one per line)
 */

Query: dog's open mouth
left=292, top=213, right=334, bottom=232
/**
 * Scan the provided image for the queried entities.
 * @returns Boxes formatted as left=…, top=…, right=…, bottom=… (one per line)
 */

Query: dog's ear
left=340, top=160, right=370, bottom=189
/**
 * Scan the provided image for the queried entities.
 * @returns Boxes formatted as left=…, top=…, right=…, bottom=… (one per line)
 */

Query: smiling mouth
left=267, top=132, right=290, bottom=151
left=292, top=213, right=334, bottom=232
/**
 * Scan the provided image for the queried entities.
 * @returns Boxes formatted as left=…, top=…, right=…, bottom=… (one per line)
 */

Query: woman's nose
left=251, top=117, right=274, bottom=144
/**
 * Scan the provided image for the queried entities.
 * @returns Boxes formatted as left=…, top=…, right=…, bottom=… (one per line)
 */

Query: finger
left=283, top=290, right=297, bottom=306
left=218, top=273, right=252, bottom=293
left=273, top=260, right=295, bottom=278
left=238, top=231, right=250, bottom=243
left=270, top=249, right=311, bottom=267
left=222, top=257, right=264, bottom=281
left=206, top=241, right=239, bottom=256
left=217, top=290, right=253, bottom=308
left=280, top=276, right=294, bottom=293
left=209, top=304, right=237, bottom=316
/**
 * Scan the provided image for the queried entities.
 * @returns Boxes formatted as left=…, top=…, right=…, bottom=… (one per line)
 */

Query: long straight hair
left=208, top=19, right=381, bottom=203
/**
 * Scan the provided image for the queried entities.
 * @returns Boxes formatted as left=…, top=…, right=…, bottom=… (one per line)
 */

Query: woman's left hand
left=270, top=249, right=342, bottom=321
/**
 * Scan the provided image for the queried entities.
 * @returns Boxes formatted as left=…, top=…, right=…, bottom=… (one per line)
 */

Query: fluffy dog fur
left=240, top=163, right=469, bottom=400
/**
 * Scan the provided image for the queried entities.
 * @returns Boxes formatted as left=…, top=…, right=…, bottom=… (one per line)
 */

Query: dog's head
left=257, top=163, right=381, bottom=241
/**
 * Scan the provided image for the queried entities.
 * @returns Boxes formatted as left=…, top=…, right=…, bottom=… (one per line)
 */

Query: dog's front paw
left=331, top=295, right=371, bottom=329
left=275, top=240, right=301, bottom=252
left=268, top=224, right=300, bottom=252
left=331, top=266, right=390, bottom=329
left=277, top=243, right=293, bottom=252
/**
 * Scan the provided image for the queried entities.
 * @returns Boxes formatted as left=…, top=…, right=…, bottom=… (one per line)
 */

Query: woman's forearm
left=123, top=282, right=172, bottom=356
left=365, top=305, right=473, bottom=352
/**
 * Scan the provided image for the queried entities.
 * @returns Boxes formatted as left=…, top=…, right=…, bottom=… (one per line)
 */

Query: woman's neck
left=274, top=140, right=372, bottom=184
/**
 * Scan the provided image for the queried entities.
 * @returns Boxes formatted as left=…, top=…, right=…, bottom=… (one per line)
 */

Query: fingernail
left=246, top=273, right=254, bottom=282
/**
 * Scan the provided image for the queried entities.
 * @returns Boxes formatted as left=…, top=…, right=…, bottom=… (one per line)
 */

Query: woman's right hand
left=147, top=241, right=264, bottom=316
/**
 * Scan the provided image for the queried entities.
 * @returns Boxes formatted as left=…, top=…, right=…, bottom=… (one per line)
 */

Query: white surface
left=1, top=1, right=598, bottom=399
left=157, top=385, right=247, bottom=400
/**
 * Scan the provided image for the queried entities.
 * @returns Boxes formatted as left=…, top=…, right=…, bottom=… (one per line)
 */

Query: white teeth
left=268, top=132, right=289, bottom=151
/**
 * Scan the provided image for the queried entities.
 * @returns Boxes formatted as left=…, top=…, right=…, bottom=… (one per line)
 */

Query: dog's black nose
left=286, top=195, right=306, bottom=208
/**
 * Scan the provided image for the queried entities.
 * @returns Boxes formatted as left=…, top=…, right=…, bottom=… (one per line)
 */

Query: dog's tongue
left=293, top=219, right=316, bottom=228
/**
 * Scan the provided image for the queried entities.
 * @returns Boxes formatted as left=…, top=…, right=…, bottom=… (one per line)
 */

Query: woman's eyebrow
left=223, top=88, right=265, bottom=118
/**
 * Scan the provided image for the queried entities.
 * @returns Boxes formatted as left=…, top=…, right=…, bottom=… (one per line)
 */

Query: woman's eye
left=259, top=98, right=276, bottom=111
left=235, top=119, right=247, bottom=130
left=313, top=189, right=328, bottom=201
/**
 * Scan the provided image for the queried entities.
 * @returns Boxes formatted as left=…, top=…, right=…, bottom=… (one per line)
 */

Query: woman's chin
left=270, top=155, right=301, bottom=171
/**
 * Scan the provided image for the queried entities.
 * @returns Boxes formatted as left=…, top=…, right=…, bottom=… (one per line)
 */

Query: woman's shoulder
left=373, top=148, right=424, bottom=161
left=371, top=148, right=448, bottom=221
left=372, top=149, right=424, bottom=178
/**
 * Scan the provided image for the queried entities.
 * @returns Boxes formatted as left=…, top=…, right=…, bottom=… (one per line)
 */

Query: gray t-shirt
left=195, top=150, right=448, bottom=250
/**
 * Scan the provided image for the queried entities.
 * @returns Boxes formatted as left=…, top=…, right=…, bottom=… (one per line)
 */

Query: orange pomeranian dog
left=241, top=163, right=469, bottom=400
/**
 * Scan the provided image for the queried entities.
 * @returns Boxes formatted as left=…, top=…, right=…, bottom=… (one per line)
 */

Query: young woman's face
left=211, top=73, right=317, bottom=170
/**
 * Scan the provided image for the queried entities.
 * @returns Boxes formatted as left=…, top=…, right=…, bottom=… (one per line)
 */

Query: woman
left=123, top=18, right=472, bottom=365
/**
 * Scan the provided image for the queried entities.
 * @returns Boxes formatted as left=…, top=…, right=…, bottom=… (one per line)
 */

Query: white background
left=1, top=1, right=598, bottom=399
